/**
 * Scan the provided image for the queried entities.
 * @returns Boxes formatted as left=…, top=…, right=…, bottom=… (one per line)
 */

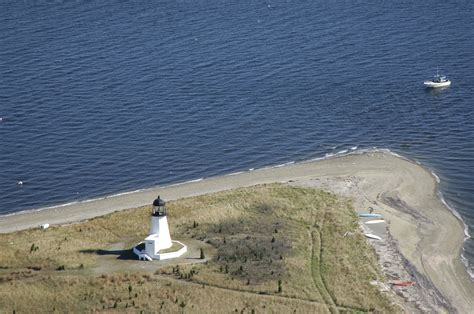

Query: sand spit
left=0, top=152, right=472, bottom=312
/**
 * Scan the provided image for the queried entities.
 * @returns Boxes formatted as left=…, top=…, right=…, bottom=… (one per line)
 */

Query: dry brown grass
left=1, top=272, right=332, bottom=313
left=0, top=184, right=400, bottom=313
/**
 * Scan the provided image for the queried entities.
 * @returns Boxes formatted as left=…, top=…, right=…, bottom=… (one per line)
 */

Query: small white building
left=133, top=196, right=187, bottom=261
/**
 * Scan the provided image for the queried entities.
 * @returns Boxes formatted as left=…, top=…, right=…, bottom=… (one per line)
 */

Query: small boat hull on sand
left=359, top=213, right=383, bottom=218
left=390, top=280, right=416, bottom=287
left=364, top=233, right=382, bottom=240
left=365, top=219, right=385, bottom=224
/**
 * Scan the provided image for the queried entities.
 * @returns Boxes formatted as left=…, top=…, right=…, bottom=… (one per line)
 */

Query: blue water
left=1, top=1, right=473, bottom=276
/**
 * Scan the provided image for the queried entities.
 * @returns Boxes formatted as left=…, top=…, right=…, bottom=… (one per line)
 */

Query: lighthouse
left=146, top=196, right=172, bottom=252
left=133, top=196, right=187, bottom=261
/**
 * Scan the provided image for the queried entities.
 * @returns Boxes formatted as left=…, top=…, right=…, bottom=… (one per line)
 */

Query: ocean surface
left=0, top=1, right=473, bottom=277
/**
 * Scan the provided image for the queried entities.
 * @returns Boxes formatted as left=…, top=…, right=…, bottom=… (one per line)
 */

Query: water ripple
left=0, top=0, right=473, bottom=275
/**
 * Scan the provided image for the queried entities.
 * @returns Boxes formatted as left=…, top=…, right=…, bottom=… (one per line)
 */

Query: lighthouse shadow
left=80, top=248, right=137, bottom=260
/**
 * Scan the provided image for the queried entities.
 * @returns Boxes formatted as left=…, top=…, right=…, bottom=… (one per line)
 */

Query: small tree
left=30, top=243, right=38, bottom=253
left=278, top=279, right=282, bottom=293
left=200, top=248, right=205, bottom=259
left=128, top=284, right=132, bottom=298
left=180, top=301, right=186, bottom=314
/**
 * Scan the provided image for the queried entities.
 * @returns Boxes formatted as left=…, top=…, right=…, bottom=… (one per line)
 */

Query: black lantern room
left=152, top=195, right=167, bottom=216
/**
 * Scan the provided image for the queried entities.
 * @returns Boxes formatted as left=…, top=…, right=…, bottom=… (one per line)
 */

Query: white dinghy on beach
left=364, top=233, right=382, bottom=240
left=365, top=219, right=385, bottom=225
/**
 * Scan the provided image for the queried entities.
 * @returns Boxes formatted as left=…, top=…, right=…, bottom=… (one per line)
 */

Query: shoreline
left=1, top=149, right=471, bottom=247
left=0, top=150, right=473, bottom=311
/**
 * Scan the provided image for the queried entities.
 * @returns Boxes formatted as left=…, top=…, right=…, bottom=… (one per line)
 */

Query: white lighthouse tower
left=133, top=196, right=187, bottom=261
left=146, top=196, right=172, bottom=253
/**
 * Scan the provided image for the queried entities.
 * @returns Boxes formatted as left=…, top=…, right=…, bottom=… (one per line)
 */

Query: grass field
left=0, top=184, right=400, bottom=313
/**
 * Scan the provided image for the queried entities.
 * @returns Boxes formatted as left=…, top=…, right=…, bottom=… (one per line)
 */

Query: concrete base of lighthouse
left=133, top=240, right=187, bottom=261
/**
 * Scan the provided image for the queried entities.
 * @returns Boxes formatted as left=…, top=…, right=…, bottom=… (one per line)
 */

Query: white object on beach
left=365, top=219, right=385, bottom=225
left=358, top=213, right=382, bottom=218
left=364, top=233, right=382, bottom=240
left=39, top=223, right=50, bottom=230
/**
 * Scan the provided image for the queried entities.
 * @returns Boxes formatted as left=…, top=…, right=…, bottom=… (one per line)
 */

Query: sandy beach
left=0, top=151, right=472, bottom=312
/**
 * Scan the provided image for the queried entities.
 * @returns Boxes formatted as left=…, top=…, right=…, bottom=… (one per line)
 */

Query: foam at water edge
left=0, top=200, right=81, bottom=217
left=306, top=156, right=327, bottom=162
left=166, top=178, right=205, bottom=187
left=0, top=180, right=206, bottom=218
left=324, top=148, right=350, bottom=158
left=437, top=191, right=471, bottom=239
left=187, top=178, right=204, bottom=183
left=437, top=189, right=473, bottom=281
left=431, top=170, right=441, bottom=184
left=273, top=161, right=295, bottom=168
left=438, top=191, right=471, bottom=241
left=103, top=188, right=147, bottom=199
left=0, top=187, right=148, bottom=218
left=461, top=253, right=474, bottom=280
left=226, top=171, right=244, bottom=176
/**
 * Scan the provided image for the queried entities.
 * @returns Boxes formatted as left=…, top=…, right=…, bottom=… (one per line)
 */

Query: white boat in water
left=424, top=70, right=451, bottom=88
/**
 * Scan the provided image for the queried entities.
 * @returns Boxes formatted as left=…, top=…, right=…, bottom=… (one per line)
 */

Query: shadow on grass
left=80, top=248, right=137, bottom=260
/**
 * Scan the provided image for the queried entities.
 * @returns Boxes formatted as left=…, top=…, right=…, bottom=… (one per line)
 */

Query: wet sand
left=0, top=151, right=472, bottom=312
